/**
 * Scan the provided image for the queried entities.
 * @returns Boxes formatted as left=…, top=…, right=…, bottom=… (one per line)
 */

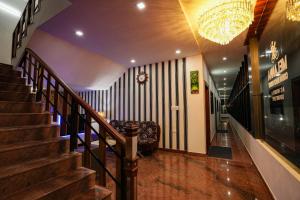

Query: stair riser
left=0, top=70, right=21, bottom=77
left=0, top=139, right=70, bottom=168
left=0, top=76, right=25, bottom=84
left=0, top=92, right=35, bottom=102
left=0, top=126, right=59, bottom=145
left=0, top=155, right=81, bottom=197
left=0, top=83, right=30, bottom=93
left=0, top=113, right=50, bottom=127
left=0, top=102, right=43, bottom=113
left=39, top=172, right=96, bottom=200
left=0, top=65, right=12, bottom=71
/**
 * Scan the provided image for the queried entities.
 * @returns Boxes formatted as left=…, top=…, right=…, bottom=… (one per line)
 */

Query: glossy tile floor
left=106, top=119, right=273, bottom=200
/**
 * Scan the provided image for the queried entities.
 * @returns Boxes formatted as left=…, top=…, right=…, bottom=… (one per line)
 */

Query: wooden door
left=205, top=85, right=210, bottom=151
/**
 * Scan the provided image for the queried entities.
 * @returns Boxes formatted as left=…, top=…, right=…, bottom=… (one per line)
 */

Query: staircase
left=0, top=63, right=112, bottom=199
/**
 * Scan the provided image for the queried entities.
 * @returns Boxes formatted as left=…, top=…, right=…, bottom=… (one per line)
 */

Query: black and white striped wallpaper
left=78, top=58, right=189, bottom=151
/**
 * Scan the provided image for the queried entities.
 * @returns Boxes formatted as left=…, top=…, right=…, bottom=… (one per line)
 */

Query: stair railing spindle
left=84, top=113, right=92, bottom=168
left=45, top=73, right=51, bottom=111
left=36, top=65, right=44, bottom=102
left=53, top=80, right=59, bottom=122
left=60, top=88, right=68, bottom=136
left=70, top=99, right=78, bottom=152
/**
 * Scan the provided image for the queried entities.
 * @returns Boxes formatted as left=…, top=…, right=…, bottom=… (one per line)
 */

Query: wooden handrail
left=24, top=48, right=126, bottom=145
left=18, top=48, right=139, bottom=199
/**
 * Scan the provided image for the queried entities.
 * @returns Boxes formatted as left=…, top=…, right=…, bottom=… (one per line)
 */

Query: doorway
left=205, top=85, right=210, bottom=152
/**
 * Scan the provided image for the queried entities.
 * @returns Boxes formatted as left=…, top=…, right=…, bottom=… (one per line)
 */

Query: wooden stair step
left=0, top=75, right=25, bottom=84
left=0, top=124, right=59, bottom=145
left=0, top=70, right=21, bottom=77
left=0, top=91, right=35, bottom=102
left=0, top=138, right=69, bottom=167
left=0, top=153, right=82, bottom=198
left=71, top=186, right=112, bottom=200
left=5, top=167, right=96, bottom=200
left=0, top=82, right=30, bottom=92
left=0, top=101, right=44, bottom=113
left=0, top=112, right=50, bottom=127
left=0, top=64, right=13, bottom=70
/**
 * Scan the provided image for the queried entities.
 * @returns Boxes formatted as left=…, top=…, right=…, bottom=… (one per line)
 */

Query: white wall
left=0, top=0, right=27, bottom=64
left=28, top=30, right=127, bottom=90
left=203, top=59, right=220, bottom=143
left=230, top=115, right=300, bottom=200
left=0, top=0, right=71, bottom=65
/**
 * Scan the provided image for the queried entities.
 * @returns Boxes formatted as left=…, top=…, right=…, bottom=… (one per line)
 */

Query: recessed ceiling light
left=137, top=2, right=146, bottom=10
left=175, top=49, right=181, bottom=54
left=75, top=30, right=84, bottom=37
left=224, top=70, right=227, bottom=73
left=224, top=78, right=227, bottom=81
left=222, top=57, right=227, bottom=61
left=130, top=59, right=136, bottom=63
left=224, top=83, right=227, bottom=85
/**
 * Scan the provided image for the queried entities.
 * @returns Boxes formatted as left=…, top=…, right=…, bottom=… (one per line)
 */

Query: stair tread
left=0, top=137, right=67, bottom=153
left=0, top=101, right=42, bottom=104
left=0, top=81, right=26, bottom=86
left=5, top=167, right=95, bottom=200
left=0, top=124, right=58, bottom=131
left=0, top=90, right=30, bottom=94
left=0, top=112, right=49, bottom=116
left=71, top=186, right=112, bottom=200
left=0, top=152, right=80, bottom=179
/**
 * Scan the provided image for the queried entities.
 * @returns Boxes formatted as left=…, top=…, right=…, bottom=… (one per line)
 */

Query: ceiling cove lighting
left=75, top=30, right=84, bottom=37
left=198, top=0, right=254, bottom=45
left=0, top=2, right=21, bottom=17
left=287, top=0, right=300, bottom=21
left=136, top=2, right=146, bottom=10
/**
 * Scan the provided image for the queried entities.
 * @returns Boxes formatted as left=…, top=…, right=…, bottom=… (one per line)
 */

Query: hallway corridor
left=128, top=119, right=273, bottom=199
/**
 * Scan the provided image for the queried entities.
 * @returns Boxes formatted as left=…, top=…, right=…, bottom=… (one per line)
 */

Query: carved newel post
left=123, top=124, right=139, bottom=200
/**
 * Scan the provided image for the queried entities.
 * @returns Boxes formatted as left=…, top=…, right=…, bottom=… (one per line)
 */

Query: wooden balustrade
left=18, top=48, right=138, bottom=200
left=11, top=0, right=41, bottom=58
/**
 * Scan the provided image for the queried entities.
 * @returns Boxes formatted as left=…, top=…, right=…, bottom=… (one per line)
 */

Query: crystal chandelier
left=198, top=0, right=254, bottom=45
left=287, top=0, right=300, bottom=21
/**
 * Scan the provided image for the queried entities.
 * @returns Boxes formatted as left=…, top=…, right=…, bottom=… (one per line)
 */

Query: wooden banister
left=18, top=48, right=138, bottom=200
left=24, top=48, right=126, bottom=145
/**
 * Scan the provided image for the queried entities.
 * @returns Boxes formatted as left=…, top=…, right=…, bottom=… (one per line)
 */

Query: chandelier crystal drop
left=287, top=0, right=300, bottom=21
left=198, top=0, right=254, bottom=45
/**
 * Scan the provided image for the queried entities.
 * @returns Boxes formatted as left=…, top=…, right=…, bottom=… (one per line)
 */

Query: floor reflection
left=105, top=119, right=273, bottom=200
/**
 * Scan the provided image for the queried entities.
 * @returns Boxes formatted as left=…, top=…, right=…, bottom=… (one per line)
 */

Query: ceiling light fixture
left=175, top=49, right=181, bottom=54
left=130, top=59, right=136, bottom=63
left=198, top=0, right=254, bottom=45
left=224, top=70, right=227, bottom=73
left=137, top=2, right=146, bottom=10
left=224, top=78, right=227, bottom=81
left=0, top=2, right=21, bottom=17
left=75, top=30, right=84, bottom=37
left=222, top=57, right=227, bottom=61
left=287, top=0, right=300, bottom=21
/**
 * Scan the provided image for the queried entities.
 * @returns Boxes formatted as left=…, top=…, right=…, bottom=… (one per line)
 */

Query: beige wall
left=186, top=54, right=220, bottom=153
left=230, top=115, right=300, bottom=200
